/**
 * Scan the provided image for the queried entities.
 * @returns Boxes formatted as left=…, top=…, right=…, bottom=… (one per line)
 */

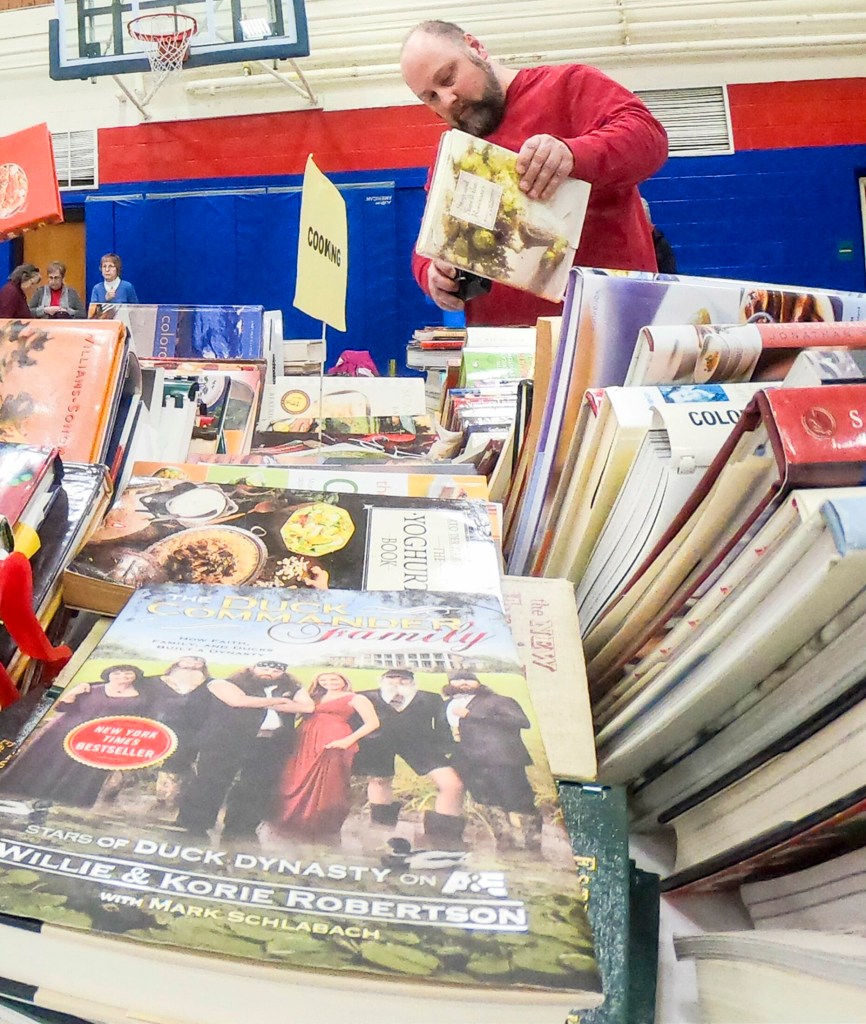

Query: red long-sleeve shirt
left=411, top=64, right=669, bottom=326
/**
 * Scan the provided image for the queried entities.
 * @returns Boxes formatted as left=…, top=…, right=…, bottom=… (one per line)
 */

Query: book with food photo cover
left=63, top=476, right=504, bottom=616
left=263, top=415, right=436, bottom=438
left=0, top=319, right=127, bottom=463
left=0, top=585, right=603, bottom=1023
left=416, top=129, right=591, bottom=302
left=250, top=429, right=450, bottom=461
left=130, top=460, right=490, bottom=500
left=624, top=320, right=866, bottom=387
left=261, top=376, right=427, bottom=432
left=87, top=304, right=265, bottom=361
left=196, top=452, right=482, bottom=474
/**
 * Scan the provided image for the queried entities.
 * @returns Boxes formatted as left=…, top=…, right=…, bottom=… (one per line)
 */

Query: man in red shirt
left=401, top=21, right=669, bottom=326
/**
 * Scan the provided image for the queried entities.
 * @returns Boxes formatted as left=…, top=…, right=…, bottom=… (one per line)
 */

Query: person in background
left=401, top=20, right=668, bottom=326
left=641, top=197, right=678, bottom=274
left=0, top=263, right=40, bottom=319
left=90, top=252, right=138, bottom=304
left=29, top=260, right=86, bottom=319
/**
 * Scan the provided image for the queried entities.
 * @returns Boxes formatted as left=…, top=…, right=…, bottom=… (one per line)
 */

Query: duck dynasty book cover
left=0, top=585, right=603, bottom=1008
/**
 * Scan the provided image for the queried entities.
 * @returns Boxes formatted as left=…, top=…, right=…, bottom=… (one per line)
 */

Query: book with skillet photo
left=0, top=585, right=604, bottom=1023
left=415, top=128, right=591, bottom=302
left=63, top=476, right=503, bottom=615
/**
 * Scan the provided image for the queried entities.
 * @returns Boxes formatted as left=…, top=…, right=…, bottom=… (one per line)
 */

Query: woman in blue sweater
left=90, top=252, right=139, bottom=304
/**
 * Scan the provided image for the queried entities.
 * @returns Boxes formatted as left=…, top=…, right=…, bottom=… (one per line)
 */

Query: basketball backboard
left=48, top=0, right=310, bottom=80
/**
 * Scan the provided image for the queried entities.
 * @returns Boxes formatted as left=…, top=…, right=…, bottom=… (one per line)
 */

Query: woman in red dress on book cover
left=272, top=672, right=379, bottom=840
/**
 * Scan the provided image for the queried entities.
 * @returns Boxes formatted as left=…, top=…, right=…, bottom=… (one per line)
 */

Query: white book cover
left=577, top=393, right=755, bottom=632
left=416, top=129, right=591, bottom=302
left=262, top=376, right=427, bottom=430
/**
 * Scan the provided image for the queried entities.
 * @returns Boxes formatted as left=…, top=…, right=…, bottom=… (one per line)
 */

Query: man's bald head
left=400, top=21, right=509, bottom=137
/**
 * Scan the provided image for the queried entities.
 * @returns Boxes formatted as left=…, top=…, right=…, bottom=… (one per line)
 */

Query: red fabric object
left=412, top=64, right=668, bottom=326
left=273, top=695, right=358, bottom=838
left=0, top=281, right=32, bottom=320
left=0, top=552, right=72, bottom=707
left=326, top=350, right=380, bottom=377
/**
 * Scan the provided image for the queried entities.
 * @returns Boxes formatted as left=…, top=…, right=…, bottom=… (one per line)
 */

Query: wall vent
left=635, top=86, right=733, bottom=157
left=51, top=129, right=98, bottom=189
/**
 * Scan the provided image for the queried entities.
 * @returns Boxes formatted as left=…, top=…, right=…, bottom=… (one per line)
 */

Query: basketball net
left=128, top=12, right=197, bottom=103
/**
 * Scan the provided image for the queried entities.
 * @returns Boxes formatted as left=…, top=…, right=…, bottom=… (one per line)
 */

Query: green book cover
left=628, top=865, right=661, bottom=1024
left=559, top=783, right=635, bottom=1024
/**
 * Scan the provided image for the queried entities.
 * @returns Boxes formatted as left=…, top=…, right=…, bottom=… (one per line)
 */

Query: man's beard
left=452, top=58, right=506, bottom=137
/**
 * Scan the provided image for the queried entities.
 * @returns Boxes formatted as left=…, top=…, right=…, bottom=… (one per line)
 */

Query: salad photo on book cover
left=0, top=586, right=603, bottom=1011
left=416, top=129, right=591, bottom=302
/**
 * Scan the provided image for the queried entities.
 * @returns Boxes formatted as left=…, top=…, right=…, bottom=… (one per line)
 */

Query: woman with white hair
left=29, top=260, right=86, bottom=318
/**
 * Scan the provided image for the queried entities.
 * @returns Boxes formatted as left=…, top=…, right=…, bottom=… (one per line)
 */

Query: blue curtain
left=85, top=183, right=412, bottom=370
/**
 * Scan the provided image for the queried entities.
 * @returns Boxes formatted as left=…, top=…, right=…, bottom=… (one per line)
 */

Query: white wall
left=2, top=0, right=865, bottom=133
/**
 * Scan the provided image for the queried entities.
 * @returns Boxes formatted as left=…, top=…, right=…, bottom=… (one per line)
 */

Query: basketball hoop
left=128, top=12, right=197, bottom=77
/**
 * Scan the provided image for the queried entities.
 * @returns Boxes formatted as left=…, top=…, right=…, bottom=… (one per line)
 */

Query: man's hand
left=515, top=135, right=575, bottom=201
left=427, top=260, right=465, bottom=312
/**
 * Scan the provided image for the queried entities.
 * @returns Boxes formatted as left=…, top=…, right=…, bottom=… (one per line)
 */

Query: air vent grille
left=636, top=86, right=733, bottom=156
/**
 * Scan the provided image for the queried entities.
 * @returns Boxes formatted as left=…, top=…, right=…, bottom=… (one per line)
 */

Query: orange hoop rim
left=127, top=12, right=197, bottom=44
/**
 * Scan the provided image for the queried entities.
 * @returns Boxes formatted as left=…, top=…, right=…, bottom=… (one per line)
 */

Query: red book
left=0, top=442, right=61, bottom=554
left=0, top=124, right=63, bottom=241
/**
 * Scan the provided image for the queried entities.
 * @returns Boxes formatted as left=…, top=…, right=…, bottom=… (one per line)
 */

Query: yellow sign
left=293, top=154, right=347, bottom=332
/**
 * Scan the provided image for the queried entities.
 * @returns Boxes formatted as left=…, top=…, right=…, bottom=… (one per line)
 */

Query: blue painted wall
left=5, top=142, right=865, bottom=371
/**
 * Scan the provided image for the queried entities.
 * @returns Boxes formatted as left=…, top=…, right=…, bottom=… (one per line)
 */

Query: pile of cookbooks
left=0, top=295, right=662, bottom=1024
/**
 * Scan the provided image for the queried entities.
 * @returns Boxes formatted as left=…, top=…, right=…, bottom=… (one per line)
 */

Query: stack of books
left=406, top=325, right=466, bottom=372
left=502, top=269, right=866, bottom=576
left=0, top=294, right=648, bottom=1020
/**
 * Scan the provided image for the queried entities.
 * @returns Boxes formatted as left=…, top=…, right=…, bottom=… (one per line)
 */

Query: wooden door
left=22, top=219, right=86, bottom=302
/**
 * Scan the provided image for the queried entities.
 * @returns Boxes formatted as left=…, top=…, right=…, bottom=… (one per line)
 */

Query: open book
left=416, top=129, right=591, bottom=302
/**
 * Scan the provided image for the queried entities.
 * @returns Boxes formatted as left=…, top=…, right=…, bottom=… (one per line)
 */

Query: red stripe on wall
left=98, top=105, right=446, bottom=183
left=98, top=77, right=866, bottom=184
left=729, top=79, right=866, bottom=151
